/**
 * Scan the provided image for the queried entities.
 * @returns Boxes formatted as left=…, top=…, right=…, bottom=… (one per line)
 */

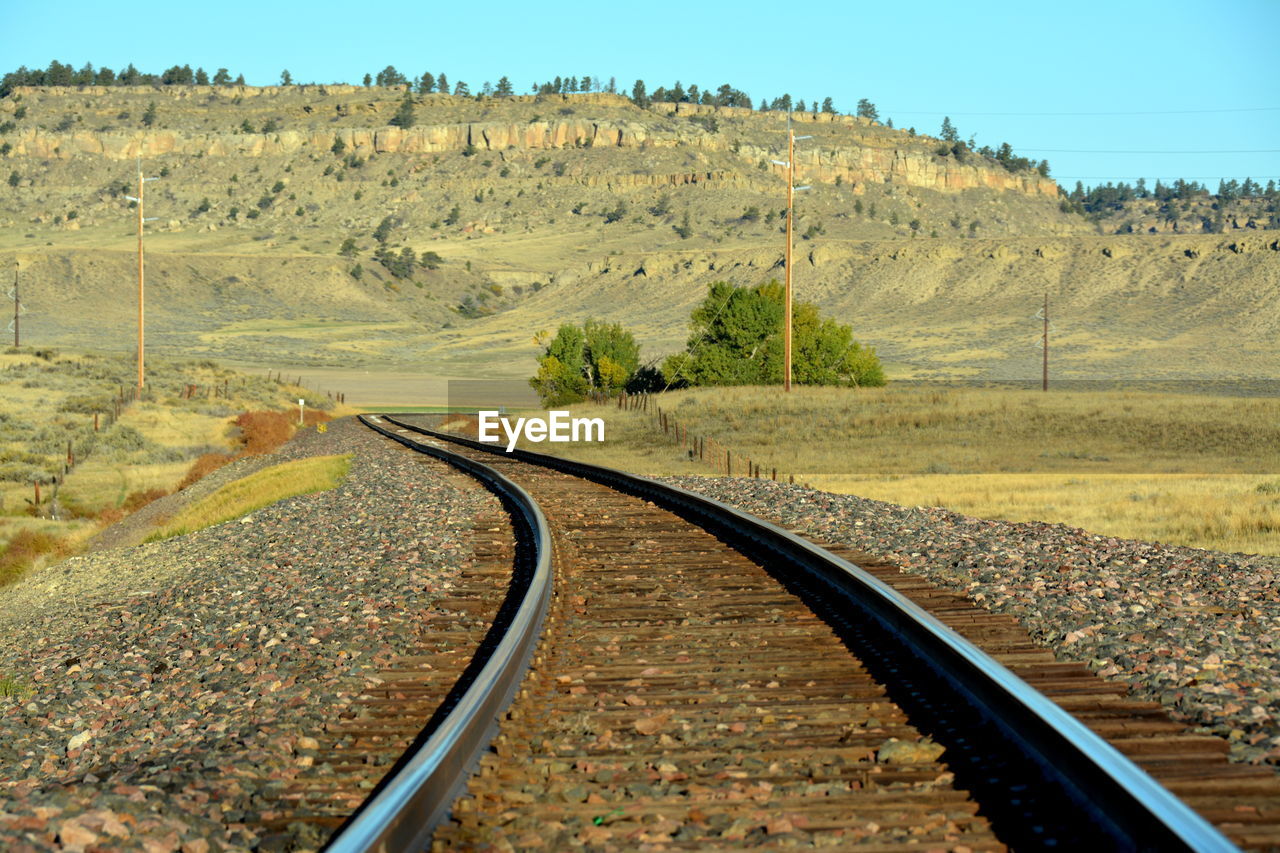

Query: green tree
left=213, top=68, right=230, bottom=86
left=821, top=97, right=836, bottom=114
left=280, top=69, right=292, bottom=85
left=362, top=73, right=372, bottom=87
left=603, top=201, right=627, bottom=223
left=940, top=116, right=958, bottom=142
left=390, top=94, right=416, bottom=128
left=662, top=280, right=883, bottom=388
left=417, top=72, right=435, bottom=94
left=195, top=68, right=209, bottom=86
left=495, top=76, right=514, bottom=97
left=8, top=171, right=19, bottom=188
left=529, top=320, right=642, bottom=405
left=792, top=302, right=885, bottom=387
left=141, top=101, right=157, bottom=127
left=375, top=66, right=406, bottom=87
left=631, top=79, right=649, bottom=107
left=372, top=215, right=395, bottom=244
left=437, top=73, right=449, bottom=93
left=583, top=319, right=640, bottom=393
left=529, top=324, right=590, bottom=406
left=856, top=98, right=878, bottom=121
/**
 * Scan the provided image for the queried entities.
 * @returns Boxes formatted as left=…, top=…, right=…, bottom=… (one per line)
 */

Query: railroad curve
left=318, top=413, right=1264, bottom=851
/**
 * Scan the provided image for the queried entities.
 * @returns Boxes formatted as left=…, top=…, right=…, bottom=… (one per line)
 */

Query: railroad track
left=306, top=414, right=1280, bottom=851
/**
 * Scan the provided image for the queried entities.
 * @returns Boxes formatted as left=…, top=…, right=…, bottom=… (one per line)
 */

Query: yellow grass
left=812, top=473, right=1280, bottom=555
left=147, top=454, right=351, bottom=542
left=525, top=385, right=1280, bottom=555
left=124, top=403, right=234, bottom=448
left=56, top=461, right=192, bottom=513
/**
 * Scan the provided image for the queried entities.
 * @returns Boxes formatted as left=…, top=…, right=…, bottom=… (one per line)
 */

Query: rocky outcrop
left=5, top=88, right=1055, bottom=199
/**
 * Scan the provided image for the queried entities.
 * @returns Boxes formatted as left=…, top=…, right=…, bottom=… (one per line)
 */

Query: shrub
left=177, top=452, right=235, bottom=490
left=0, top=529, right=65, bottom=587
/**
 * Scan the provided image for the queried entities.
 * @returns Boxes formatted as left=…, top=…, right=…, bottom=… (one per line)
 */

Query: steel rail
left=384, top=414, right=1235, bottom=852
left=323, top=415, right=553, bottom=853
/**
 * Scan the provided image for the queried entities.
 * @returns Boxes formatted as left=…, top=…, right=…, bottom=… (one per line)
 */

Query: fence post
left=94, top=412, right=99, bottom=432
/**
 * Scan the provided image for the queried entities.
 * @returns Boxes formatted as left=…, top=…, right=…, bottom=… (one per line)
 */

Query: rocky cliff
left=2, top=88, right=1058, bottom=199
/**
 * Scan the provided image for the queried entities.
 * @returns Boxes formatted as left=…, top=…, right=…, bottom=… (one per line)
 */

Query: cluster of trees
left=367, top=69, right=516, bottom=98
left=529, top=320, right=653, bottom=406
left=1, top=61, right=244, bottom=95
left=935, top=117, right=1049, bottom=176
left=356, top=215, right=443, bottom=278
left=1067, top=177, right=1278, bottom=214
left=532, top=76, right=615, bottom=95
left=635, top=81, right=754, bottom=109
left=662, top=281, right=884, bottom=388
left=528, top=281, right=884, bottom=406
left=1, top=61, right=874, bottom=128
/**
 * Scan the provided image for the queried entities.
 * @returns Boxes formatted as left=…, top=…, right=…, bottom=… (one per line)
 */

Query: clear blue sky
left=4, top=0, right=1277, bottom=190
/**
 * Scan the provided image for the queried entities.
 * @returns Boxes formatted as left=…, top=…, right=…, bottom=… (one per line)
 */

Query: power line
left=887, top=106, right=1280, bottom=117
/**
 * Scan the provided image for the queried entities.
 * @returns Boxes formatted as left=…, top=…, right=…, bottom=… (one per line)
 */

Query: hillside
left=1, top=85, right=1277, bottom=389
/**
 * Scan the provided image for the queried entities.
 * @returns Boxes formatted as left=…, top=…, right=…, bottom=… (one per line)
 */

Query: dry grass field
left=0, top=349, right=346, bottom=582
left=527, top=384, right=1280, bottom=555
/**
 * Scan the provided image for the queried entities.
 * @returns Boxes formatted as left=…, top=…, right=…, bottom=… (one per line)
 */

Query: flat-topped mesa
left=4, top=84, right=636, bottom=105
left=1, top=88, right=1055, bottom=198
left=5, top=126, right=1055, bottom=199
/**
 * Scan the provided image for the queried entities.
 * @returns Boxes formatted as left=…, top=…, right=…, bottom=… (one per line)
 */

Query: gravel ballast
left=661, top=476, right=1280, bottom=767
left=0, top=418, right=496, bottom=851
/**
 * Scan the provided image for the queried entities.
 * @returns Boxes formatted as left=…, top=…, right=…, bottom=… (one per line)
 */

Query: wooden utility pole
left=772, top=117, right=810, bottom=392
left=136, top=164, right=145, bottom=393
left=126, top=157, right=158, bottom=395
left=784, top=127, right=794, bottom=393
left=1042, top=293, right=1049, bottom=392
left=10, top=263, right=18, bottom=348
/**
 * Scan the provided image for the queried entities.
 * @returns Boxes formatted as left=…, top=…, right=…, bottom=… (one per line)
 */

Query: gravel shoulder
left=661, top=475, right=1280, bottom=767
left=0, top=417, right=497, bottom=851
